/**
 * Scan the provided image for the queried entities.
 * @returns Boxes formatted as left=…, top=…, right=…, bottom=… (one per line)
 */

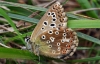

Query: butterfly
left=29, top=2, right=79, bottom=59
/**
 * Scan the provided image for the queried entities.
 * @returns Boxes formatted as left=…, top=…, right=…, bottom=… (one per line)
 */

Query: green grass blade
left=68, top=20, right=100, bottom=28
left=0, top=8, right=25, bottom=44
left=0, top=47, right=37, bottom=60
left=77, top=32, right=100, bottom=45
left=67, top=56, right=100, bottom=62
left=77, top=0, right=98, bottom=18
left=3, top=13, right=100, bottom=28
left=8, top=13, right=39, bottom=23
left=67, top=13, right=93, bottom=20
left=0, top=1, right=47, bottom=12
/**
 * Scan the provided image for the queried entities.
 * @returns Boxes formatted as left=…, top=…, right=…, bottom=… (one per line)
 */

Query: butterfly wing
left=30, top=2, right=67, bottom=43
left=36, top=27, right=78, bottom=59
left=30, top=2, right=78, bottom=59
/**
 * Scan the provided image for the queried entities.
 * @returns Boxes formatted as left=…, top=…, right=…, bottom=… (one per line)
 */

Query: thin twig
left=71, top=8, right=100, bottom=14
left=28, top=0, right=57, bottom=18
left=0, top=42, right=11, bottom=48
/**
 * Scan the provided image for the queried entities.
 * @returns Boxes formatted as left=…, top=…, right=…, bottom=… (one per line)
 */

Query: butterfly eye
left=25, top=37, right=30, bottom=43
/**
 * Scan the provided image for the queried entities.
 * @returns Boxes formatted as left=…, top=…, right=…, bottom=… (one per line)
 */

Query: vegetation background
left=0, top=0, right=100, bottom=64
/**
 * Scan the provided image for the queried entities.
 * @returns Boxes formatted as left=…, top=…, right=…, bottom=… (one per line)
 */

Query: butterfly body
left=30, top=2, right=78, bottom=59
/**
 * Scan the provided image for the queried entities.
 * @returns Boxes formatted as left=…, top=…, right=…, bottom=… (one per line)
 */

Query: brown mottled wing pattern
left=30, top=2, right=67, bottom=43
left=30, top=2, right=78, bottom=59
left=38, top=27, right=78, bottom=59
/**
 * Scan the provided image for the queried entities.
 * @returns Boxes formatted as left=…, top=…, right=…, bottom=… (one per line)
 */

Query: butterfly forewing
left=30, top=2, right=78, bottom=59
left=30, top=2, right=67, bottom=42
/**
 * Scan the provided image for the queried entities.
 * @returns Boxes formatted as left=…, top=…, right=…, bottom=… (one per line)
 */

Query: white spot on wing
left=62, top=38, right=70, bottom=42
left=48, top=30, right=53, bottom=34
left=66, top=49, right=70, bottom=53
left=64, top=17, right=67, bottom=21
left=75, top=42, right=78, bottom=46
left=62, top=12, right=65, bottom=16
left=73, top=47, right=77, bottom=52
left=47, top=12, right=51, bottom=16
left=63, top=33, right=66, bottom=37
left=47, top=40, right=50, bottom=44
left=52, top=18, right=56, bottom=22
left=65, top=39, right=70, bottom=42
left=64, top=30, right=66, bottom=32
left=62, top=23, right=67, bottom=27
left=50, top=37, right=55, bottom=42
left=41, top=35, right=46, bottom=39
left=55, top=31, right=59, bottom=35
left=61, top=39, right=65, bottom=43
left=57, top=43, right=60, bottom=46
left=41, top=26, right=45, bottom=30
left=69, top=52, right=74, bottom=56
left=48, top=45, right=52, bottom=48
left=49, top=23, right=56, bottom=28
left=43, top=21, right=48, bottom=26
left=59, top=5, right=62, bottom=8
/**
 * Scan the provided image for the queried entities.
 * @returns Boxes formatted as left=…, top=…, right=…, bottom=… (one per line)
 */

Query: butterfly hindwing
left=38, top=27, right=78, bottom=58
